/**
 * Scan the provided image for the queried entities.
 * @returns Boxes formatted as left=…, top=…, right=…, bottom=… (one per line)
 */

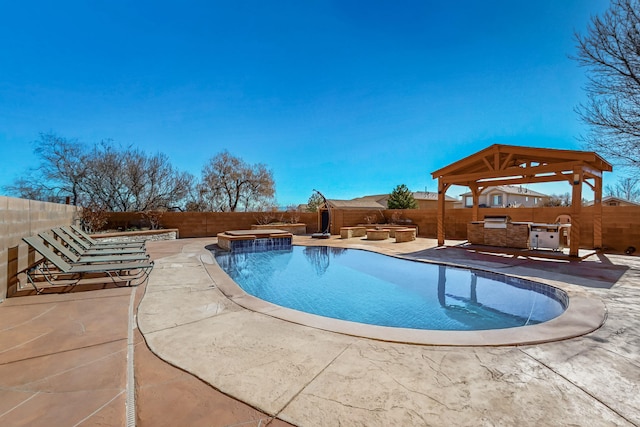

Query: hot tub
left=217, top=229, right=293, bottom=252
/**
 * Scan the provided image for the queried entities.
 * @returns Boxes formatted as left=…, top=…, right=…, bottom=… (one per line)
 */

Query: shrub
left=79, top=203, right=109, bottom=233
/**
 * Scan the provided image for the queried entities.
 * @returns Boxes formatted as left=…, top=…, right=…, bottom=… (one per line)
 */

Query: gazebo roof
left=431, top=144, right=612, bottom=187
left=431, top=144, right=613, bottom=256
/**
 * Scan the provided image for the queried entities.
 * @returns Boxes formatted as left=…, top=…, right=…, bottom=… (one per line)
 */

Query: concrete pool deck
left=137, top=236, right=640, bottom=426
left=1, top=235, right=639, bottom=426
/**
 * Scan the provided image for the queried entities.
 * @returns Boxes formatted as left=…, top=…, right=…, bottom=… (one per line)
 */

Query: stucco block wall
left=326, top=205, right=639, bottom=252
left=328, top=208, right=471, bottom=238
left=602, top=206, right=640, bottom=252
left=105, top=211, right=320, bottom=238
left=87, top=206, right=640, bottom=252
left=0, top=196, right=79, bottom=300
left=4, top=198, right=639, bottom=300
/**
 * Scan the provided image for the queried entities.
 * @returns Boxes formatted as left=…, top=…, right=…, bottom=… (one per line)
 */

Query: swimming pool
left=214, top=246, right=567, bottom=331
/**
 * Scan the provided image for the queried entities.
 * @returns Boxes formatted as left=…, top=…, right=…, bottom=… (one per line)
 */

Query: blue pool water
left=214, top=246, right=567, bottom=331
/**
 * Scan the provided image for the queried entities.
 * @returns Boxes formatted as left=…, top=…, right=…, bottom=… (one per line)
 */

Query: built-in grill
left=468, top=216, right=570, bottom=251
left=483, top=216, right=510, bottom=229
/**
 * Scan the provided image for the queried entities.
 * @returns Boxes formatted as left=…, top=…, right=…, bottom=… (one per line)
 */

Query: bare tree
left=200, top=151, right=275, bottom=212
left=120, top=149, right=193, bottom=211
left=4, top=133, right=89, bottom=204
left=543, top=192, right=572, bottom=207
left=184, top=184, right=210, bottom=212
left=574, top=0, right=640, bottom=172
left=605, top=176, right=640, bottom=200
left=82, top=142, right=127, bottom=210
left=83, top=144, right=193, bottom=212
left=36, top=133, right=90, bottom=205
left=4, top=174, right=52, bottom=202
left=7, top=134, right=194, bottom=211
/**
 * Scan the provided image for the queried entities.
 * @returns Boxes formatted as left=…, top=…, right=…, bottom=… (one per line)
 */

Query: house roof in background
left=458, top=185, right=549, bottom=198
left=326, top=197, right=386, bottom=209
left=327, top=192, right=456, bottom=209
left=412, top=191, right=457, bottom=201
left=585, top=196, right=640, bottom=206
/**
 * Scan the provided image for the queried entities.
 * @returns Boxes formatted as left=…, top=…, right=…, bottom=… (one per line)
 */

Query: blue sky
left=0, top=0, right=613, bottom=205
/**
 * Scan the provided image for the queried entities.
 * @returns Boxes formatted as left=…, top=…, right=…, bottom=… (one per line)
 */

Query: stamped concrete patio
left=138, top=236, right=640, bottom=426
left=1, top=235, right=639, bottom=426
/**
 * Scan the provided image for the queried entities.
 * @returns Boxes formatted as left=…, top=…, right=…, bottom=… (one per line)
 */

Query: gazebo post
left=570, top=168, right=583, bottom=257
left=471, top=185, right=480, bottom=222
left=437, top=179, right=450, bottom=246
left=593, top=175, right=603, bottom=249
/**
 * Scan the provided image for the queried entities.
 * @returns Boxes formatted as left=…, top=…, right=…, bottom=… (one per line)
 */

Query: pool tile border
left=205, top=243, right=606, bottom=347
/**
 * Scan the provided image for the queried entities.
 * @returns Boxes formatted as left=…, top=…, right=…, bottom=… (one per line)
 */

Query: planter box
left=251, top=223, right=307, bottom=235
left=340, top=227, right=367, bottom=239
left=358, top=224, right=418, bottom=238
left=395, top=228, right=416, bottom=243
left=92, top=228, right=179, bottom=243
left=366, top=229, right=390, bottom=240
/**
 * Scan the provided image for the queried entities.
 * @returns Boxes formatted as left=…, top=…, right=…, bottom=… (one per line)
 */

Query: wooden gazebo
left=431, top=144, right=613, bottom=257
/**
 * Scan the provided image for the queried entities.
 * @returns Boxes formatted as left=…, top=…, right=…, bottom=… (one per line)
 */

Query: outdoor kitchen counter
left=467, top=221, right=530, bottom=249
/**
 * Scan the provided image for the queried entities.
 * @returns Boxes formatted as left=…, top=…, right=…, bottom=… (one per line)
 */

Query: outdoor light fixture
left=573, top=173, right=581, bottom=185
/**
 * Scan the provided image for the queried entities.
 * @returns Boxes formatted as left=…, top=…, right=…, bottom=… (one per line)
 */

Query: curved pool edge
left=204, top=246, right=607, bottom=347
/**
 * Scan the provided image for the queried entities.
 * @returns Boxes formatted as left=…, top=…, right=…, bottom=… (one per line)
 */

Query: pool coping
left=205, top=243, right=607, bottom=347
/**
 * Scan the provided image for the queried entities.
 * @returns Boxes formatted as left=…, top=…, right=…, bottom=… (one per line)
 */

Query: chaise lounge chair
left=38, top=232, right=149, bottom=264
left=21, top=235, right=154, bottom=294
left=52, top=227, right=147, bottom=255
left=69, top=224, right=145, bottom=249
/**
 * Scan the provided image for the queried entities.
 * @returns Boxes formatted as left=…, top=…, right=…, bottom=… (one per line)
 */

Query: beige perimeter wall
left=106, top=205, right=640, bottom=252
left=105, top=211, right=321, bottom=238
left=3, top=198, right=640, bottom=299
left=0, top=197, right=80, bottom=301
left=328, top=206, right=640, bottom=253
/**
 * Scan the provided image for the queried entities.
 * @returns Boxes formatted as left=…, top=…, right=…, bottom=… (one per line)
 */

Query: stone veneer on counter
left=467, top=222, right=530, bottom=249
